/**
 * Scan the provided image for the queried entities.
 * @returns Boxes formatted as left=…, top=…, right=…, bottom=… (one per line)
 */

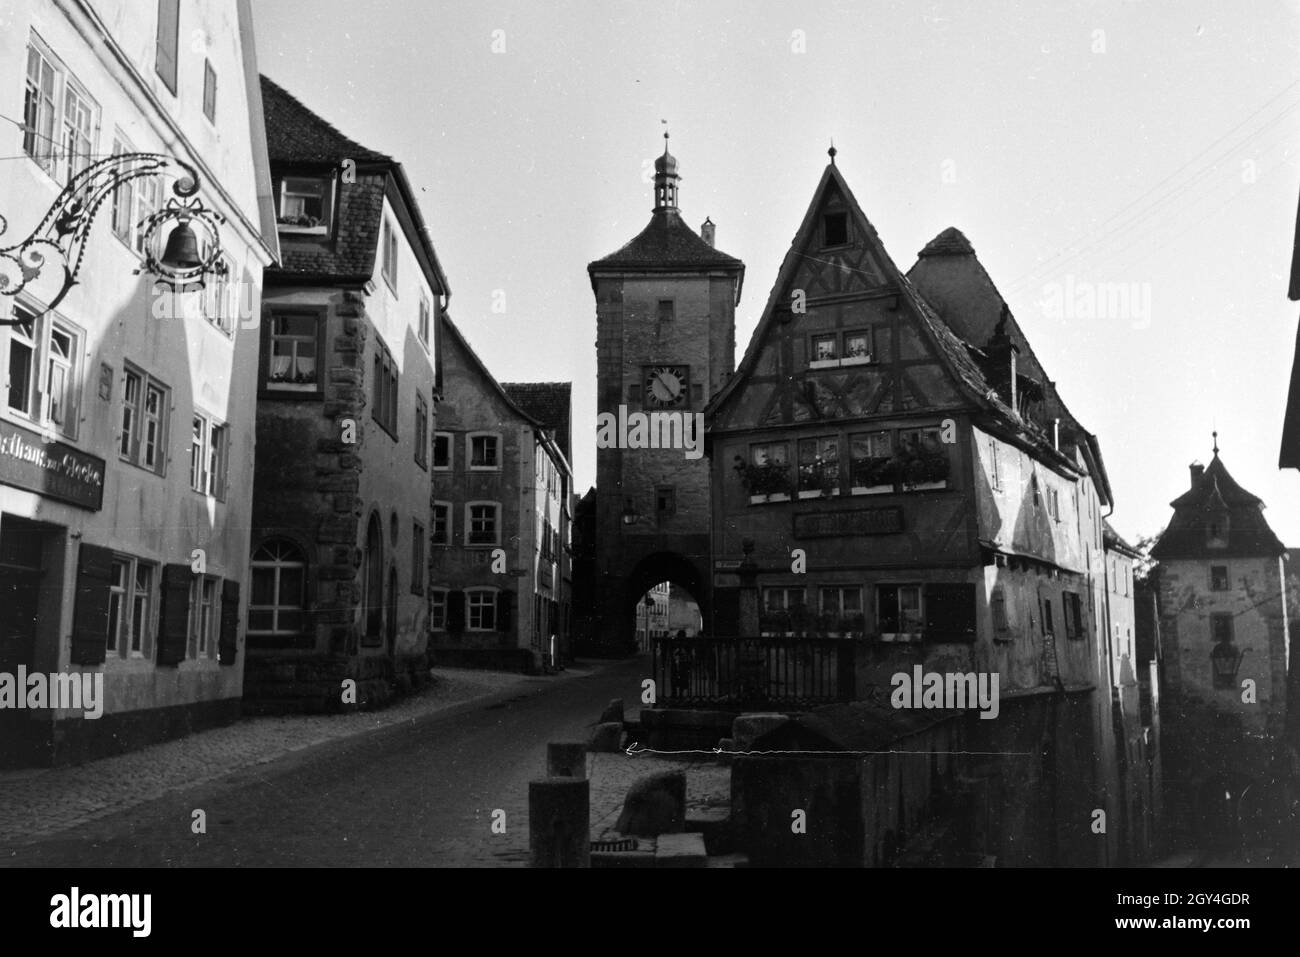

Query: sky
left=254, top=0, right=1300, bottom=549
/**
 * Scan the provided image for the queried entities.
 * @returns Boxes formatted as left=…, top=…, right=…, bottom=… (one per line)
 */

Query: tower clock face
left=644, top=366, right=688, bottom=408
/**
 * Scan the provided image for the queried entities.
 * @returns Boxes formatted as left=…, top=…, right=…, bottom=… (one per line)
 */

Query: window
left=102, top=556, right=156, bottom=659
left=797, top=436, right=839, bottom=496
left=248, top=540, right=307, bottom=637
left=190, top=413, right=228, bottom=500
left=430, top=590, right=447, bottom=631
left=419, top=294, right=431, bottom=347
left=119, top=365, right=169, bottom=474
left=106, top=559, right=128, bottom=654
left=23, top=40, right=57, bottom=173
left=432, top=502, right=451, bottom=545
left=5, top=305, right=83, bottom=438
left=823, top=211, right=848, bottom=247
left=381, top=218, right=398, bottom=288
left=411, top=521, right=425, bottom=594
left=849, top=430, right=892, bottom=493
left=819, top=586, right=863, bottom=634
left=202, top=59, right=217, bottom=122
left=1030, top=473, right=1041, bottom=509
left=878, top=584, right=923, bottom=637
left=189, top=575, right=218, bottom=658
left=203, top=257, right=234, bottom=335
left=843, top=330, right=872, bottom=362
left=1047, top=486, right=1061, bottom=522
left=655, top=486, right=675, bottom=524
left=989, top=437, right=1001, bottom=491
left=657, top=299, right=675, bottom=323
left=1210, top=565, right=1229, bottom=591
left=469, top=433, right=500, bottom=469
left=761, top=587, right=808, bottom=635
left=433, top=432, right=452, bottom=469
left=811, top=334, right=838, bottom=363
left=897, top=426, right=949, bottom=489
left=466, top=502, right=500, bottom=546
left=133, top=175, right=161, bottom=256
left=277, top=176, right=335, bottom=234
left=414, top=394, right=428, bottom=468
left=467, top=589, right=497, bottom=631
left=60, top=79, right=96, bottom=184
left=1211, top=613, right=1234, bottom=645
left=1063, top=591, right=1084, bottom=640
left=371, top=341, right=398, bottom=436
left=155, top=0, right=180, bottom=94
left=266, top=311, right=319, bottom=390
left=1042, top=597, right=1055, bottom=636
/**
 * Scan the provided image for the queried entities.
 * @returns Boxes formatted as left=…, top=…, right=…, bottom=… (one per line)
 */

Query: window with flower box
left=736, top=441, right=791, bottom=503
left=797, top=436, right=840, bottom=498
left=849, top=430, right=893, bottom=494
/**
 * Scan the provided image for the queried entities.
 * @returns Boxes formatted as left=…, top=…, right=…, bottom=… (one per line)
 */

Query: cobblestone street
left=0, top=661, right=670, bottom=865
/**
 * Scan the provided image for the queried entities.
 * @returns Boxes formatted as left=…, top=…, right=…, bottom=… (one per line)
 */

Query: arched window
left=249, top=539, right=306, bottom=637
left=365, top=514, right=383, bottom=640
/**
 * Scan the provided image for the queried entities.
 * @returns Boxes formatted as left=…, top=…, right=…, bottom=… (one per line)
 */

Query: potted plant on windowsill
left=900, top=445, right=950, bottom=491
left=797, top=459, right=841, bottom=499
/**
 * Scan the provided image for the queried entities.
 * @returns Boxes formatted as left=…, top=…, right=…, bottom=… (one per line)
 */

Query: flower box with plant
left=797, top=459, right=841, bottom=499
left=850, top=455, right=894, bottom=494
left=734, top=457, right=792, bottom=503
left=899, top=444, right=950, bottom=491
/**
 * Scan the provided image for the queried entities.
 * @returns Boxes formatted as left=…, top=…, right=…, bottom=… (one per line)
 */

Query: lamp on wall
left=0, top=152, right=227, bottom=322
left=1210, top=640, right=1245, bottom=690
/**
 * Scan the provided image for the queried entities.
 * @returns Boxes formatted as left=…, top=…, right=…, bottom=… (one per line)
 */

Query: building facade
left=0, top=0, right=277, bottom=765
left=431, top=313, right=572, bottom=673
left=1151, top=449, right=1290, bottom=845
left=705, top=154, right=1132, bottom=865
left=588, top=137, right=744, bottom=648
left=241, top=77, right=448, bottom=711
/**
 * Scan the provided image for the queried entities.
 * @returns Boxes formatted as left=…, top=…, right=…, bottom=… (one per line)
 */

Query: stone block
left=547, top=741, right=587, bottom=779
left=615, top=770, right=685, bottom=837
left=587, top=722, right=623, bottom=753
left=598, top=698, right=624, bottom=725
left=528, top=778, right=590, bottom=868
left=654, top=832, right=707, bottom=868
left=732, top=713, right=791, bottom=752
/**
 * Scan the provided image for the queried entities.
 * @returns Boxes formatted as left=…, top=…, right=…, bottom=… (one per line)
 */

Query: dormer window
left=1207, top=516, right=1229, bottom=548
left=276, top=175, right=335, bottom=235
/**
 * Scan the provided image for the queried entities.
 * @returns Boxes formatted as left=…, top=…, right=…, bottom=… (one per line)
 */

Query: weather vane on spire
left=1212, top=430, right=1219, bottom=456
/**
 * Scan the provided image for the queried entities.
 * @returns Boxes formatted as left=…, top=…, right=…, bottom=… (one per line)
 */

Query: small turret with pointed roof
left=1151, top=436, right=1286, bottom=559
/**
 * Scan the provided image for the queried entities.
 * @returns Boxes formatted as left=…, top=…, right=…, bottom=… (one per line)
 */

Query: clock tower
left=588, top=135, right=745, bottom=649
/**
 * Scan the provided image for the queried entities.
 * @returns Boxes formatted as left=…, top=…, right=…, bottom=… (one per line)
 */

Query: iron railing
left=651, top=636, right=856, bottom=709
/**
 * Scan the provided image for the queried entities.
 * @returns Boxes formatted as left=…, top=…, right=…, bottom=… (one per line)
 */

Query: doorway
left=0, top=515, right=47, bottom=766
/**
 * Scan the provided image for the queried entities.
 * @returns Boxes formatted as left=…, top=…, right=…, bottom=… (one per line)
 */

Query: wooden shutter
left=447, top=589, right=465, bottom=634
left=923, top=583, right=977, bottom=642
left=70, top=543, right=113, bottom=666
left=497, top=589, right=513, bottom=634
left=156, top=563, right=191, bottom=666
left=155, top=0, right=179, bottom=93
left=219, top=579, right=240, bottom=665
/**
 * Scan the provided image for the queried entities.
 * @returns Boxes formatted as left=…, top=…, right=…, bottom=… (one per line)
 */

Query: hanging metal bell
left=159, top=220, right=202, bottom=271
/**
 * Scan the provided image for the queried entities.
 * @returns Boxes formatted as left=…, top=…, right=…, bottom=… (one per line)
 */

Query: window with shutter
left=70, top=543, right=114, bottom=665
left=219, top=579, right=240, bottom=665
left=155, top=563, right=191, bottom=666
left=923, top=583, right=977, bottom=642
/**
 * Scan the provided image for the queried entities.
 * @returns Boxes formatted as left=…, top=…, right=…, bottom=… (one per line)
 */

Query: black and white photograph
left=0, top=0, right=1298, bottom=924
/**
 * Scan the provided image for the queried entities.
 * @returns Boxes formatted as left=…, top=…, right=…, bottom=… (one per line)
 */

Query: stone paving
left=0, top=668, right=537, bottom=850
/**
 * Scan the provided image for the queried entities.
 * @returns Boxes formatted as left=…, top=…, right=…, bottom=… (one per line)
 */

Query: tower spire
left=1212, top=430, right=1219, bottom=456
left=653, top=131, right=680, bottom=213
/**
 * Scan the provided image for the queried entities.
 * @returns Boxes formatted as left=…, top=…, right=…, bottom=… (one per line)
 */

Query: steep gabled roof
left=588, top=209, right=744, bottom=275
left=259, top=77, right=449, bottom=297
left=439, top=313, right=540, bottom=430
left=1151, top=454, right=1285, bottom=559
left=501, top=382, right=572, bottom=464
left=708, top=162, right=1020, bottom=437
left=260, top=75, right=391, bottom=165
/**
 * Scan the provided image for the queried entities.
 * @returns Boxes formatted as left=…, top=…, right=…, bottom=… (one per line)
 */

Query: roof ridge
left=259, top=74, right=391, bottom=164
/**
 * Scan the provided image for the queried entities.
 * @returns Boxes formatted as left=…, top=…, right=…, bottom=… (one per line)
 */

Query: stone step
left=654, top=832, right=708, bottom=868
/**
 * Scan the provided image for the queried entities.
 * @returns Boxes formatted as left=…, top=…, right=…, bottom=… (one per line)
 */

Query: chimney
left=1189, top=462, right=1205, bottom=487
left=701, top=217, right=715, bottom=247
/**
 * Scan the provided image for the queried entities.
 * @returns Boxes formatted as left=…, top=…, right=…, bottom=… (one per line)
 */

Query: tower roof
left=589, top=210, right=744, bottom=271
left=1151, top=452, right=1285, bottom=559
